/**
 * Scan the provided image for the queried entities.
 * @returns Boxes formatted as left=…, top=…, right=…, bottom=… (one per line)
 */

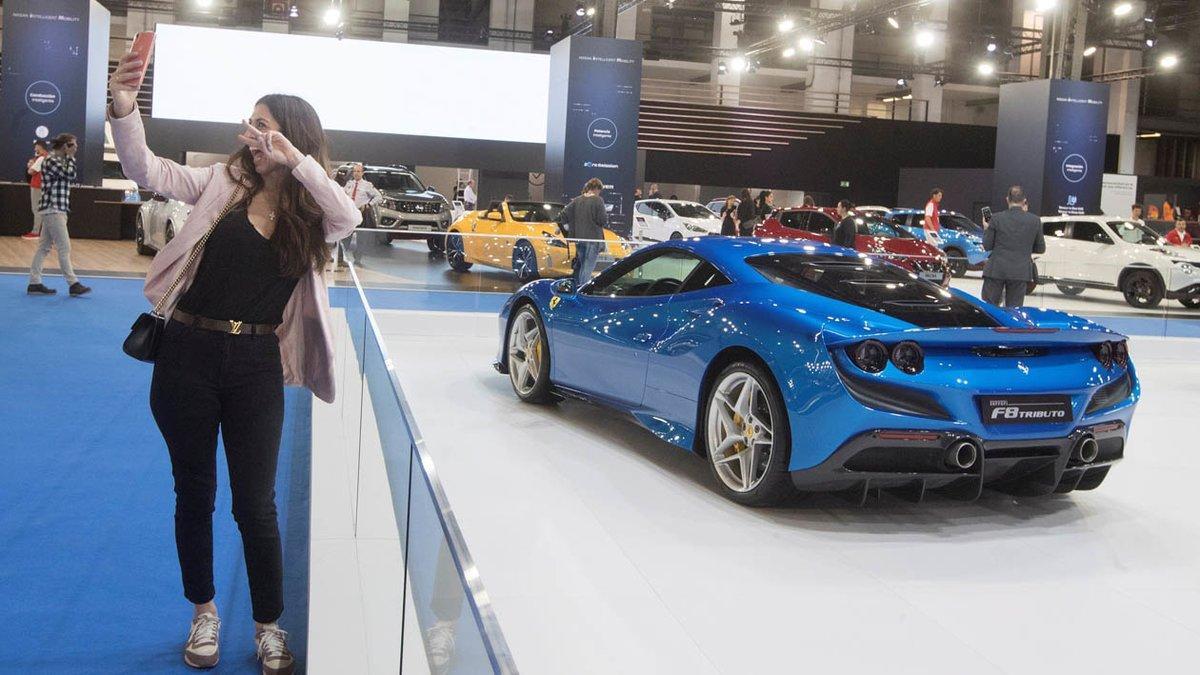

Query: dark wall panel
left=898, top=167, right=995, bottom=223
left=644, top=118, right=997, bottom=208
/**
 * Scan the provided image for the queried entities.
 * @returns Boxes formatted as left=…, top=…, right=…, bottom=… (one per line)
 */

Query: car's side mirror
left=552, top=279, right=576, bottom=295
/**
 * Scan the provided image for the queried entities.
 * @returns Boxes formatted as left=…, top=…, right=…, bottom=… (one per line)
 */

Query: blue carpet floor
left=0, top=274, right=310, bottom=674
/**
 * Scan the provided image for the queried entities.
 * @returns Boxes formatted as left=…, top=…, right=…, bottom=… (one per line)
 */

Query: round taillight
left=1113, top=340, right=1128, bottom=367
left=851, top=340, right=888, bottom=374
left=891, top=340, right=925, bottom=374
left=1093, top=341, right=1114, bottom=368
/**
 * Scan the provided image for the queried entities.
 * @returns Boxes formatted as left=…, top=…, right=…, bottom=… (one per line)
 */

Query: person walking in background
left=802, top=194, right=816, bottom=208
left=27, top=134, right=91, bottom=297
left=755, top=190, right=774, bottom=220
left=1130, top=203, right=1144, bottom=225
left=462, top=179, right=477, bottom=210
left=923, top=188, right=943, bottom=244
left=111, top=49, right=361, bottom=674
left=1165, top=220, right=1193, bottom=247
left=832, top=199, right=857, bottom=249
left=24, top=140, right=49, bottom=239
left=1162, top=200, right=1174, bottom=222
left=648, top=183, right=662, bottom=199
left=560, top=178, right=608, bottom=286
left=719, top=195, right=739, bottom=236
left=982, top=185, right=1045, bottom=308
left=633, top=187, right=642, bottom=200
left=735, top=188, right=757, bottom=236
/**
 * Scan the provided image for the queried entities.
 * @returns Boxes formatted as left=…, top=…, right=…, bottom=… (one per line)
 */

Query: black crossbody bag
left=122, top=188, right=242, bottom=362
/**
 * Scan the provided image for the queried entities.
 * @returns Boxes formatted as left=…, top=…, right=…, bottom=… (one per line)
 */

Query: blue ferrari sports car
left=494, top=237, right=1139, bottom=506
left=887, top=208, right=989, bottom=278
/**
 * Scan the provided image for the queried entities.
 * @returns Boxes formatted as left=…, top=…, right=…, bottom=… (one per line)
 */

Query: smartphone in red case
left=128, top=32, right=155, bottom=88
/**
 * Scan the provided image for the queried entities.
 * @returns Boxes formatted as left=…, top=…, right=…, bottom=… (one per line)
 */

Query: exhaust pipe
left=945, top=440, right=979, bottom=471
left=1073, top=435, right=1099, bottom=464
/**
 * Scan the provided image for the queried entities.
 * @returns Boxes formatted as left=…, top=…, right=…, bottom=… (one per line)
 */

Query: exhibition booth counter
left=0, top=181, right=148, bottom=240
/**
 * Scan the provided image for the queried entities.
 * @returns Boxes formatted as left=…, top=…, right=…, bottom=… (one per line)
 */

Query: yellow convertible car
left=445, top=201, right=630, bottom=281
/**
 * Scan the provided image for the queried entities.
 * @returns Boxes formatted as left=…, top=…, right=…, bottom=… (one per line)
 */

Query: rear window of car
left=746, top=253, right=1000, bottom=328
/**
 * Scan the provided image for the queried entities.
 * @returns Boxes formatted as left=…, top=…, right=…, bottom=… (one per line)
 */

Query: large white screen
left=151, top=24, right=549, bottom=144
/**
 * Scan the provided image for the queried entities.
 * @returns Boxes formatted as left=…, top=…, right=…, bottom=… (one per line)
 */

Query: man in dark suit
left=982, top=185, right=1045, bottom=308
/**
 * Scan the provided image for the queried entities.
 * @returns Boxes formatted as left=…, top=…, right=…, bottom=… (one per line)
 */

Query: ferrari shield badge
left=550, top=295, right=561, bottom=309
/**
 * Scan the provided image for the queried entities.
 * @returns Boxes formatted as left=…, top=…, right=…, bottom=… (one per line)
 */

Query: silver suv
left=334, top=163, right=452, bottom=251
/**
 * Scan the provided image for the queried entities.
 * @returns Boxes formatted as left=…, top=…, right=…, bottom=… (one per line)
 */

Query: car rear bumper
left=789, top=420, right=1126, bottom=501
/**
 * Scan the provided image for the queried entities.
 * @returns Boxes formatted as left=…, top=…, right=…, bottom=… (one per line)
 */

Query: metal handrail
left=345, top=259, right=519, bottom=675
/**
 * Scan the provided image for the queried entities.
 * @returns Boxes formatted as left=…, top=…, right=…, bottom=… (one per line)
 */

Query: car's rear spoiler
left=823, top=326, right=1124, bottom=349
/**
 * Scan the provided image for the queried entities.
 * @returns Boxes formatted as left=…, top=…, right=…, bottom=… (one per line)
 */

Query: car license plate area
left=407, top=224, right=433, bottom=232
left=978, top=394, right=1073, bottom=424
left=919, top=270, right=942, bottom=281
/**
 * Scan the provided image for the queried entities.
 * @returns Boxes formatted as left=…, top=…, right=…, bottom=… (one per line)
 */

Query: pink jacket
left=109, top=109, right=361, bottom=403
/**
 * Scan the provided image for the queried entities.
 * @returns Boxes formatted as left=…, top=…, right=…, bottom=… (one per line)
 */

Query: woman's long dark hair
left=739, top=188, right=752, bottom=202
left=226, top=94, right=331, bottom=277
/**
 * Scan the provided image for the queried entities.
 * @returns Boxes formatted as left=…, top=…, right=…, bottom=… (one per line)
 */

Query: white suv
left=1037, top=215, right=1200, bottom=309
left=632, top=199, right=723, bottom=241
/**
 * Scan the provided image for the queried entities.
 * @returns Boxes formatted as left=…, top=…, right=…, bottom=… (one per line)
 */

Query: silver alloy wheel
left=507, top=309, right=543, bottom=396
left=706, top=371, right=774, bottom=493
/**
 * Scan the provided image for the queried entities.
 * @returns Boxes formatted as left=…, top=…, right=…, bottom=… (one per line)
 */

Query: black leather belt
left=171, top=309, right=277, bottom=336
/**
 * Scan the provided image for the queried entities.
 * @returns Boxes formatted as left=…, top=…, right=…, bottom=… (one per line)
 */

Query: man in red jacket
left=24, top=140, right=49, bottom=239
left=1165, top=220, right=1194, bottom=247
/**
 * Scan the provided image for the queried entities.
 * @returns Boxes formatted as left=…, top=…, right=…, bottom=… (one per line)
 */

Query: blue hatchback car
left=887, top=208, right=988, bottom=277
left=495, top=238, right=1137, bottom=506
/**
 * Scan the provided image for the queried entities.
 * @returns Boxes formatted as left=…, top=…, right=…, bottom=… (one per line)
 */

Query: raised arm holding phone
left=110, top=38, right=359, bottom=675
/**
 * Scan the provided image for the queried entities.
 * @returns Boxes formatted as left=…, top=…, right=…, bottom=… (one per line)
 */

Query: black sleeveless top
left=176, top=210, right=301, bottom=325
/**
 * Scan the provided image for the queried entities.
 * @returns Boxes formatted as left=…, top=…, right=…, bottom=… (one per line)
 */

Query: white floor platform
left=356, top=309, right=1200, bottom=675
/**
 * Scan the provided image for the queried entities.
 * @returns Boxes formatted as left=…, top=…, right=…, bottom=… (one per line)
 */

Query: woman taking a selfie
left=109, top=51, right=359, bottom=674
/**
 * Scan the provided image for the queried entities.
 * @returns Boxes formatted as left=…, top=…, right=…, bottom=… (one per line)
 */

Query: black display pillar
left=545, top=35, right=642, bottom=236
left=993, top=79, right=1109, bottom=216
left=0, top=0, right=110, bottom=186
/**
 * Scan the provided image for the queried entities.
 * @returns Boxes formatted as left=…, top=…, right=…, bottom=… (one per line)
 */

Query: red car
left=756, top=206, right=950, bottom=286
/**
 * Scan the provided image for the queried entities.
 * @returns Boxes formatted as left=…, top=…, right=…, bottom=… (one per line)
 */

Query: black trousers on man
left=981, top=276, right=1029, bottom=308
left=150, top=320, right=286, bottom=623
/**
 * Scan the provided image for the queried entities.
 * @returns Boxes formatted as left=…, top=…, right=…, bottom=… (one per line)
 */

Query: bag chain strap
left=151, top=187, right=243, bottom=317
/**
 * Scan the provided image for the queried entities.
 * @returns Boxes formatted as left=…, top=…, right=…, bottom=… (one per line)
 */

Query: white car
left=854, top=205, right=892, bottom=217
left=136, top=194, right=191, bottom=256
left=632, top=199, right=723, bottom=241
left=1037, top=215, right=1200, bottom=309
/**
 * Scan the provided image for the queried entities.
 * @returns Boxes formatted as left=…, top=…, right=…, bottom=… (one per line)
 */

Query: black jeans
left=150, top=320, right=286, bottom=623
left=981, top=277, right=1029, bottom=308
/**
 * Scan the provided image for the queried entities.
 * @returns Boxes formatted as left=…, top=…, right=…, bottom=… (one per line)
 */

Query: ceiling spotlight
left=977, top=61, right=996, bottom=76
left=586, top=6, right=596, bottom=17
left=1159, top=53, right=1179, bottom=69
left=1113, top=2, right=1133, bottom=16
left=887, top=15, right=900, bottom=29
left=934, top=74, right=946, bottom=86
left=986, top=40, right=997, bottom=53
left=914, top=28, right=935, bottom=49
left=1145, top=36, right=1156, bottom=47
left=717, top=60, right=727, bottom=74
left=730, top=55, right=747, bottom=72
left=195, top=0, right=214, bottom=8
left=288, top=4, right=299, bottom=18
left=1083, top=45, right=1097, bottom=57
left=747, top=59, right=760, bottom=74
left=778, top=18, right=795, bottom=33
left=782, top=47, right=797, bottom=58
left=575, top=4, right=586, bottom=17
left=896, top=76, right=908, bottom=87
left=323, top=6, right=341, bottom=25
left=798, top=37, right=815, bottom=53
left=1035, top=0, right=1057, bottom=12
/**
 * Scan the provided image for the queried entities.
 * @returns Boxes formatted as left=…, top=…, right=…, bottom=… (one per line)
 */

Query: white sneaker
left=255, top=624, right=295, bottom=675
left=183, top=613, right=220, bottom=669
left=425, top=620, right=456, bottom=673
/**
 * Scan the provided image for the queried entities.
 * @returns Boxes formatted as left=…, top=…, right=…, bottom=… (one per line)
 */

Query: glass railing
left=329, top=257, right=517, bottom=674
